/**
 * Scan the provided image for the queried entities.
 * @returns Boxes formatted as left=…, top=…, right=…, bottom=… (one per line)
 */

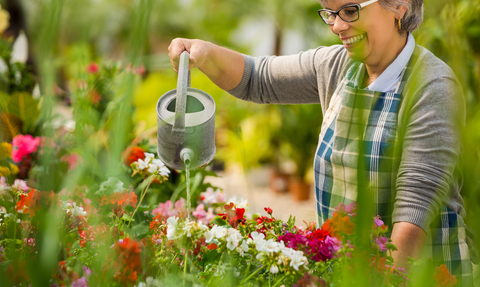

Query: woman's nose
left=330, top=15, right=349, bottom=34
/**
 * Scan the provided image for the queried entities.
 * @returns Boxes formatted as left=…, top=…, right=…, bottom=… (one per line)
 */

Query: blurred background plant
left=0, top=0, right=478, bottom=285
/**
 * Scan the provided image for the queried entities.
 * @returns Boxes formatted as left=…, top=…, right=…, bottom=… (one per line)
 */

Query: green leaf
left=126, top=223, right=149, bottom=237
left=8, top=92, right=39, bottom=133
left=95, top=177, right=125, bottom=196
left=0, top=112, right=22, bottom=142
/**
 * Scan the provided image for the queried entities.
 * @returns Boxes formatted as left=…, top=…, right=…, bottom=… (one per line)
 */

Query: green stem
left=240, top=265, right=265, bottom=284
left=128, top=179, right=152, bottom=227
left=183, top=251, right=188, bottom=287
left=272, top=275, right=287, bottom=287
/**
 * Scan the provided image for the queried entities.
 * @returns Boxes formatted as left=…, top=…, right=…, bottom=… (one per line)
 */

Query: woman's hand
left=168, top=38, right=211, bottom=73
left=167, top=38, right=245, bottom=91
left=390, top=221, right=427, bottom=271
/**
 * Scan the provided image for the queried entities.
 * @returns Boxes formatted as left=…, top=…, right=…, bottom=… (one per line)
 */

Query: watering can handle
left=172, top=51, right=191, bottom=132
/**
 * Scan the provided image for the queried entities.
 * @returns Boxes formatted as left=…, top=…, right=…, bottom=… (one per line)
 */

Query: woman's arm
left=390, top=221, right=427, bottom=270
left=168, top=38, right=245, bottom=91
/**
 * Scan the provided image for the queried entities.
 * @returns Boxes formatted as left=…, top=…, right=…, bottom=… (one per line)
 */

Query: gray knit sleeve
left=393, top=52, right=465, bottom=232
left=227, top=45, right=349, bottom=106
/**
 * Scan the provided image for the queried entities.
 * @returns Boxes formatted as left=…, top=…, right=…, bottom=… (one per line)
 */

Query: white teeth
left=344, top=34, right=365, bottom=45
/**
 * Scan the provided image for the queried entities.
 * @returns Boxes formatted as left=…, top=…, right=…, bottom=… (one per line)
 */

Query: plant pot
left=269, top=170, right=290, bottom=194
left=289, top=177, right=311, bottom=201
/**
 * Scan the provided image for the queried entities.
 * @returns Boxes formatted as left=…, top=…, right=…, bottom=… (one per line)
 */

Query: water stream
left=185, top=166, right=191, bottom=221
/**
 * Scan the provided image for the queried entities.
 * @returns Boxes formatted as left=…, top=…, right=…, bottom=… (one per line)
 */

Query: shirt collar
left=355, top=33, right=415, bottom=93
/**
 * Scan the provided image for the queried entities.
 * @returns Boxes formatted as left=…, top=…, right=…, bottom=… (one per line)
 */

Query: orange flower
left=112, top=237, right=142, bottom=286
left=15, top=189, right=42, bottom=216
left=124, top=146, right=146, bottom=166
left=321, top=212, right=355, bottom=239
left=100, top=191, right=137, bottom=209
left=149, top=214, right=164, bottom=230
left=434, top=264, right=457, bottom=287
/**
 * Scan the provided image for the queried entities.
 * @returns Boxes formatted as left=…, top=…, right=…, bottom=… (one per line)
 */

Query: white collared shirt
left=356, top=33, right=415, bottom=93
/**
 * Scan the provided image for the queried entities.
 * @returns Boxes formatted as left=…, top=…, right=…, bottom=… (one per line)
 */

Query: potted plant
left=276, top=104, right=323, bottom=201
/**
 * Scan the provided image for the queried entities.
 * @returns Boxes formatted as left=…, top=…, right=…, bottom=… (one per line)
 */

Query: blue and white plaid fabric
left=314, top=62, right=473, bottom=286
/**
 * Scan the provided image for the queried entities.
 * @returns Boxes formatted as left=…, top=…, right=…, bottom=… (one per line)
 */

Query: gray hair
left=318, top=0, right=424, bottom=35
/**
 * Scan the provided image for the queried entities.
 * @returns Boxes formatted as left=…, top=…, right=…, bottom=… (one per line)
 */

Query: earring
left=398, top=18, right=402, bottom=30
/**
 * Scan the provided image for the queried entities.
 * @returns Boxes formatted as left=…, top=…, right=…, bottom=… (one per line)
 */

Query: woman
left=168, top=0, right=473, bottom=284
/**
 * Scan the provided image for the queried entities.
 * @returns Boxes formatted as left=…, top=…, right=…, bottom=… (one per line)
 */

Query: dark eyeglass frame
left=318, top=0, right=378, bottom=25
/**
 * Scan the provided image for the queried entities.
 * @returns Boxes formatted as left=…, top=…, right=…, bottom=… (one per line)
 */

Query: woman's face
left=325, top=0, right=400, bottom=65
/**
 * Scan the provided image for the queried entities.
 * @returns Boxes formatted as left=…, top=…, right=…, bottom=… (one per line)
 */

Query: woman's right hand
left=167, top=38, right=245, bottom=91
left=168, top=38, right=211, bottom=73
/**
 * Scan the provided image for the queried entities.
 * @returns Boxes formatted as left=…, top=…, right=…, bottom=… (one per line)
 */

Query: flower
left=15, top=189, right=42, bottom=216
left=0, top=5, right=10, bottom=34
left=373, top=215, right=384, bottom=227
left=86, top=62, right=99, bottom=74
left=200, top=187, right=225, bottom=204
left=12, top=179, right=28, bottom=191
left=72, top=277, right=88, bottom=287
left=264, top=207, right=273, bottom=215
left=124, top=147, right=145, bottom=166
left=218, top=202, right=246, bottom=228
left=321, top=212, right=355, bottom=239
left=112, top=237, right=142, bottom=285
left=434, top=264, right=457, bottom=287
left=166, top=216, right=179, bottom=240
left=375, top=236, right=389, bottom=252
left=11, top=135, right=40, bottom=163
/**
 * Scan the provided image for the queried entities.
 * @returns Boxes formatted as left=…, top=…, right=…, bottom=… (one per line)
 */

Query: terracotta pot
left=289, top=177, right=311, bottom=201
left=269, top=170, right=290, bottom=194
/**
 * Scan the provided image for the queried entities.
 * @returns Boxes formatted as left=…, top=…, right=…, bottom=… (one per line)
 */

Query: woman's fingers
left=168, top=38, right=208, bottom=72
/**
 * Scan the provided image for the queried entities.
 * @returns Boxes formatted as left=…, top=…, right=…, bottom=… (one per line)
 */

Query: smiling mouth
left=342, top=33, right=366, bottom=45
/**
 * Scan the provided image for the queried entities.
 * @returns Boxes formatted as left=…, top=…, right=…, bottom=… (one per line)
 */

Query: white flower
left=183, top=220, right=196, bottom=237
left=287, top=249, right=308, bottom=271
left=226, top=234, right=239, bottom=250
left=137, top=158, right=148, bottom=170
left=200, top=187, right=225, bottom=204
left=148, top=164, right=157, bottom=174
left=205, top=228, right=215, bottom=243
left=236, top=240, right=249, bottom=256
left=249, top=231, right=265, bottom=245
left=214, top=226, right=227, bottom=239
left=166, top=216, right=179, bottom=240
left=264, top=239, right=281, bottom=254
left=269, top=264, right=279, bottom=274
left=144, top=152, right=155, bottom=162
left=70, top=203, right=87, bottom=217
left=0, top=177, right=8, bottom=190
left=227, top=195, right=248, bottom=210
left=158, top=165, right=170, bottom=177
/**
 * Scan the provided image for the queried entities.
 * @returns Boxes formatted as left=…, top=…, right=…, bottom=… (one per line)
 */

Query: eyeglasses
left=318, top=0, right=378, bottom=25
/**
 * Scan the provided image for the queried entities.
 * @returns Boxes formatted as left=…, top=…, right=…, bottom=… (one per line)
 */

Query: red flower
left=306, top=229, right=330, bottom=241
left=124, top=146, right=146, bottom=166
left=264, top=207, right=273, bottom=215
left=100, top=191, right=137, bottom=209
left=149, top=214, right=164, bottom=230
left=112, top=238, right=142, bottom=286
left=218, top=203, right=246, bottom=228
left=86, top=62, right=99, bottom=74
left=207, top=243, right=218, bottom=250
left=434, top=264, right=457, bottom=287
left=321, top=212, right=355, bottom=239
left=15, top=189, right=42, bottom=216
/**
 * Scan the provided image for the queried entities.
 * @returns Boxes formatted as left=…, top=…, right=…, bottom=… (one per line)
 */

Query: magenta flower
left=72, top=276, right=88, bottom=287
left=373, top=215, right=384, bottom=227
left=376, top=236, right=389, bottom=252
left=11, top=134, right=40, bottom=162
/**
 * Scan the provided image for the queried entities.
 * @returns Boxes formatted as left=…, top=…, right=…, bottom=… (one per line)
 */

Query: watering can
left=156, top=51, right=216, bottom=170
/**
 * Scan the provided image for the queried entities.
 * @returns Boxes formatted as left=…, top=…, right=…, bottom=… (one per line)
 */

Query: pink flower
left=72, top=276, right=88, bottom=287
left=152, top=200, right=173, bottom=216
left=12, top=179, right=28, bottom=191
left=86, top=62, right=99, bottom=74
left=373, top=215, right=384, bottom=227
left=193, top=203, right=207, bottom=219
left=61, top=153, right=80, bottom=170
left=376, top=236, right=389, bottom=252
left=11, top=134, right=40, bottom=162
left=200, top=187, right=225, bottom=204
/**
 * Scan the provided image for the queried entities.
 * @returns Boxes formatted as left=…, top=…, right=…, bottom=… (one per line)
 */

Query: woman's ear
left=397, top=0, right=408, bottom=19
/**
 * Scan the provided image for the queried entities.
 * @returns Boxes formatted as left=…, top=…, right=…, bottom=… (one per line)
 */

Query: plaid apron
left=314, top=61, right=473, bottom=286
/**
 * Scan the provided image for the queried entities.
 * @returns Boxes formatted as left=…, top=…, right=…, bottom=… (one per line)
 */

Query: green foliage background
left=1, top=0, right=479, bottom=285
